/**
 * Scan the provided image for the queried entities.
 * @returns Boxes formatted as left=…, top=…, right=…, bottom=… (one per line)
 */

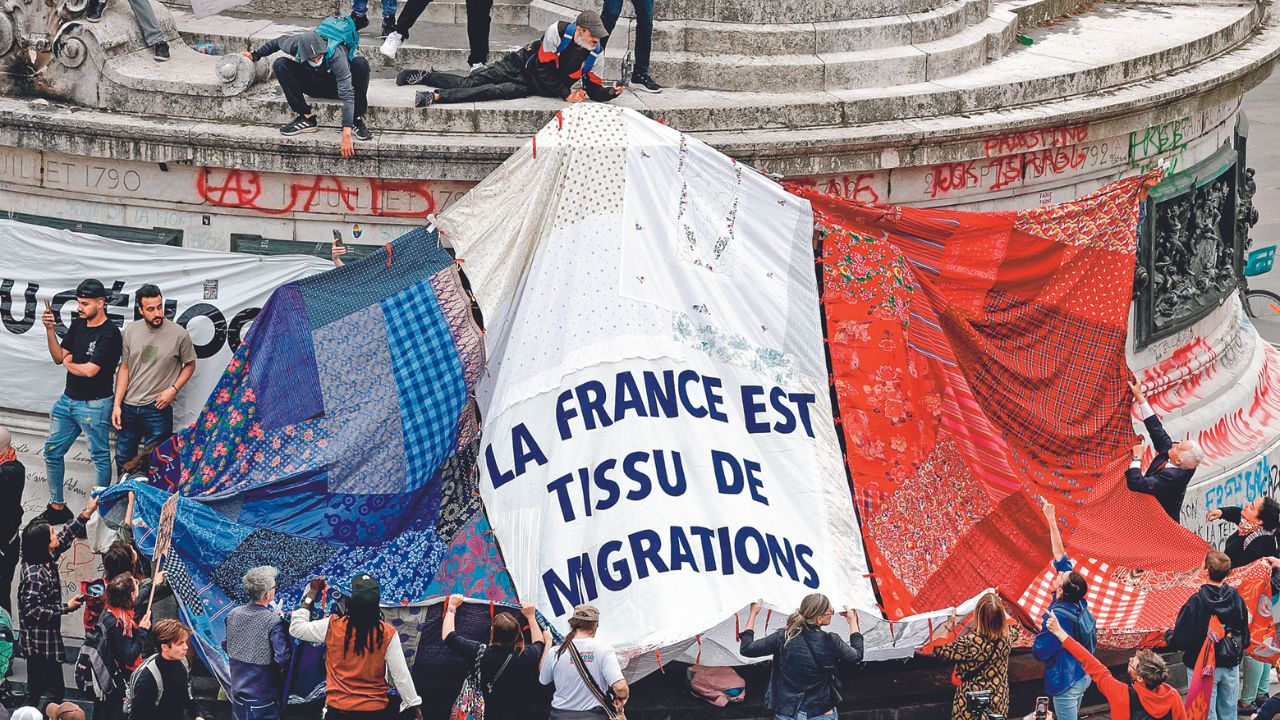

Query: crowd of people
left=0, top=278, right=1275, bottom=720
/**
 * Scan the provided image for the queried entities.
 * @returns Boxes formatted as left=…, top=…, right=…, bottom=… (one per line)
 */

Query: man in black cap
left=397, top=10, right=625, bottom=106
left=39, top=279, right=122, bottom=524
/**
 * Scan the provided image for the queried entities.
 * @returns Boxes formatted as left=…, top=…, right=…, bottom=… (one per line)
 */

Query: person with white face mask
left=240, top=17, right=374, bottom=158
left=396, top=10, right=625, bottom=107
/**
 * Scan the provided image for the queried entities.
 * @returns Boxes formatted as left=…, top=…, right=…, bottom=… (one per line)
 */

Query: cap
left=75, top=279, right=106, bottom=299
left=350, top=574, right=380, bottom=604
left=571, top=603, right=599, bottom=623
left=12, top=708, right=40, bottom=720
left=45, top=703, right=86, bottom=720
left=575, top=10, right=608, bottom=39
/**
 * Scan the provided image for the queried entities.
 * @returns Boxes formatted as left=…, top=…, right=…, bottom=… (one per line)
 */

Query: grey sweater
left=252, top=32, right=357, bottom=127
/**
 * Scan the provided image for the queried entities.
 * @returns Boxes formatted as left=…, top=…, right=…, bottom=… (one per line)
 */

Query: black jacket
left=740, top=625, right=863, bottom=717
left=1126, top=413, right=1195, bottom=522
left=1218, top=507, right=1280, bottom=569
left=0, top=459, right=24, bottom=549
left=517, top=21, right=619, bottom=102
left=1165, top=584, right=1250, bottom=668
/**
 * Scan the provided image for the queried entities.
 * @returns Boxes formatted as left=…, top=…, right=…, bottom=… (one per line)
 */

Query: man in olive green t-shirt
left=112, top=284, right=196, bottom=473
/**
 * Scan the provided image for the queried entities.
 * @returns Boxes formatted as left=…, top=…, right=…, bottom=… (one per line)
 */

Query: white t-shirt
left=538, top=636, right=625, bottom=711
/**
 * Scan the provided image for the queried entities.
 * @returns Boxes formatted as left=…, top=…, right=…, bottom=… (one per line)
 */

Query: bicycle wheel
left=1245, top=288, right=1280, bottom=319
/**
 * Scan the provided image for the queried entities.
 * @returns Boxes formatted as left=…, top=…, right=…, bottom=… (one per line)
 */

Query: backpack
left=74, top=615, right=116, bottom=700
left=314, top=15, right=360, bottom=63
left=123, top=654, right=164, bottom=715
left=687, top=665, right=745, bottom=708
left=1128, top=686, right=1172, bottom=720
left=1215, top=625, right=1245, bottom=667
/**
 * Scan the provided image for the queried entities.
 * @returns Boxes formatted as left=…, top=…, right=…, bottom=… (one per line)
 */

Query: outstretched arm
left=1041, top=498, right=1066, bottom=564
left=1129, top=374, right=1173, bottom=452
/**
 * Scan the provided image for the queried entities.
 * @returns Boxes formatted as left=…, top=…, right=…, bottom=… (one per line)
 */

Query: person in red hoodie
left=1044, top=612, right=1186, bottom=720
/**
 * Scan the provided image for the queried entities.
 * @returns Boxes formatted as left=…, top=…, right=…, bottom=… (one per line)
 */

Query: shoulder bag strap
left=486, top=652, right=514, bottom=693
left=566, top=642, right=620, bottom=720
left=959, top=635, right=1002, bottom=682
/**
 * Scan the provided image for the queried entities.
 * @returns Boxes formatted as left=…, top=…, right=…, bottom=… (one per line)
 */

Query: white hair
left=0, top=426, right=10, bottom=452
left=242, top=565, right=279, bottom=602
left=1177, top=440, right=1205, bottom=468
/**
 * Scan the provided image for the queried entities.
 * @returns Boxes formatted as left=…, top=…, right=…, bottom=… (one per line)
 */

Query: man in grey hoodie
left=241, top=21, right=372, bottom=158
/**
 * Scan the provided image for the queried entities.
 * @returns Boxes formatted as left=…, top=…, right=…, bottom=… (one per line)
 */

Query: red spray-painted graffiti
left=1144, top=337, right=1217, bottom=414
left=788, top=173, right=882, bottom=204
left=1196, top=352, right=1280, bottom=459
left=195, top=168, right=445, bottom=218
left=983, top=124, right=1090, bottom=157
left=925, top=146, right=1091, bottom=198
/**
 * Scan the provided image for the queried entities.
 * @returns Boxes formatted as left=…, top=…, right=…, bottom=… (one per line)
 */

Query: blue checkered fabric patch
left=382, top=277, right=466, bottom=492
left=299, top=227, right=455, bottom=330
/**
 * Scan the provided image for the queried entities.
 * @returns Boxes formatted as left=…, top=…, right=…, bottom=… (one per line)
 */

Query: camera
left=965, top=690, right=1005, bottom=720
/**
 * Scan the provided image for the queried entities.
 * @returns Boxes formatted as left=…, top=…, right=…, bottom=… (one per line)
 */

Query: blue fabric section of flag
left=244, top=283, right=323, bottom=429
left=383, top=278, right=467, bottom=491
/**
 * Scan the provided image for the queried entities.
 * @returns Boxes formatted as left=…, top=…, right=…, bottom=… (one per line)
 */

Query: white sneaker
left=469, top=62, right=484, bottom=72
left=380, top=31, right=404, bottom=59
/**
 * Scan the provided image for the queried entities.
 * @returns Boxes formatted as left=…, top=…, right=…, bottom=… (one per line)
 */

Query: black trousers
left=427, top=52, right=530, bottom=103
left=324, top=706, right=393, bottom=719
left=0, top=532, right=18, bottom=614
left=25, top=657, right=65, bottom=707
left=272, top=57, right=370, bottom=121
left=395, top=0, right=490, bottom=63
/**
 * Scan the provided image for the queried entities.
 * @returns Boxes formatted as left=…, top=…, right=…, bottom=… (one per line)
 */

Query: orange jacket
left=1062, top=637, right=1185, bottom=720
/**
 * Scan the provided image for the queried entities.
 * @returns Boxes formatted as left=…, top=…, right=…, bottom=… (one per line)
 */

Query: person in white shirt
left=538, top=604, right=628, bottom=719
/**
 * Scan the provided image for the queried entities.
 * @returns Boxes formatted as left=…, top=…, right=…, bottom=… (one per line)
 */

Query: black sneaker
left=153, top=41, right=170, bottom=61
left=352, top=116, right=373, bottom=141
left=279, top=114, right=318, bottom=135
left=351, top=12, right=369, bottom=30
left=39, top=503, right=74, bottom=525
left=381, top=16, right=396, bottom=37
left=85, top=0, right=104, bottom=22
left=414, top=90, right=436, bottom=108
left=396, top=68, right=429, bottom=86
left=630, top=72, right=662, bottom=93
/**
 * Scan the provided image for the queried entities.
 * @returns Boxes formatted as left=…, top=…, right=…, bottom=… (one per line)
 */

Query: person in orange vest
left=288, top=575, right=422, bottom=720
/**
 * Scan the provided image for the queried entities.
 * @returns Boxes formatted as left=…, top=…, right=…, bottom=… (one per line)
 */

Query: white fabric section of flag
left=0, top=220, right=329, bottom=425
left=439, top=105, right=876, bottom=659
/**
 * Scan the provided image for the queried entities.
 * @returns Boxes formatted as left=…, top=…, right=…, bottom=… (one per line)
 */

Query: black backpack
left=74, top=614, right=117, bottom=700
left=1214, top=624, right=1245, bottom=667
left=1127, top=686, right=1171, bottom=720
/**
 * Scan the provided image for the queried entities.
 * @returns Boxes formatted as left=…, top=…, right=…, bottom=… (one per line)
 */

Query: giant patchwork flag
left=98, top=228, right=515, bottom=689
left=437, top=104, right=879, bottom=666
left=792, top=177, right=1229, bottom=646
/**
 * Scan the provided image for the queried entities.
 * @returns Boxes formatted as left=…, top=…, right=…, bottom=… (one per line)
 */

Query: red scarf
left=108, top=607, right=137, bottom=638
left=0, top=447, right=15, bottom=465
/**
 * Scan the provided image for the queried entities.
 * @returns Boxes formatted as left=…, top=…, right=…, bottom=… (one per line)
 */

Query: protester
left=926, top=592, right=1019, bottom=720
left=380, top=0, right=493, bottom=70
left=83, top=0, right=169, bottom=59
left=397, top=11, right=625, bottom=106
left=44, top=702, right=86, bottom=720
left=288, top=575, right=422, bottom=719
left=18, top=498, right=95, bottom=708
left=442, top=596, right=544, bottom=720
left=1164, top=550, right=1249, bottom=720
left=539, top=603, right=629, bottom=719
left=127, top=619, right=205, bottom=720
left=350, top=0, right=395, bottom=37
left=1043, top=612, right=1185, bottom=720
left=224, top=566, right=291, bottom=720
left=83, top=541, right=140, bottom=635
left=738, top=594, right=863, bottom=720
left=1031, top=499, right=1097, bottom=720
left=1125, top=376, right=1202, bottom=522
left=0, top=427, right=24, bottom=614
left=1207, top=497, right=1280, bottom=568
left=112, top=285, right=194, bottom=473
left=41, top=280, right=121, bottom=524
left=241, top=17, right=373, bottom=155
left=93, top=575, right=147, bottom=720
left=599, top=0, right=661, bottom=92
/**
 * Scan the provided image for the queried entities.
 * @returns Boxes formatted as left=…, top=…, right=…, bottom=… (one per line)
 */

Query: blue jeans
left=45, top=394, right=112, bottom=504
left=1208, top=664, right=1242, bottom=720
left=1052, top=674, right=1092, bottom=720
left=232, top=700, right=281, bottom=720
left=1242, top=656, right=1271, bottom=704
left=776, top=711, right=837, bottom=720
left=114, top=402, right=172, bottom=472
left=600, top=0, right=654, bottom=75
left=351, top=0, right=396, bottom=18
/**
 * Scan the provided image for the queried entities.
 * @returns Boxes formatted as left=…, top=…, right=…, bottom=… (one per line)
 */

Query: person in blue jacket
left=1032, top=498, right=1098, bottom=720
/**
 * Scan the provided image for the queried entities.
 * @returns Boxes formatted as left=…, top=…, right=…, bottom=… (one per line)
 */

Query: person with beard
left=111, top=285, right=195, bottom=473
left=40, top=279, right=122, bottom=525
left=396, top=10, right=624, bottom=106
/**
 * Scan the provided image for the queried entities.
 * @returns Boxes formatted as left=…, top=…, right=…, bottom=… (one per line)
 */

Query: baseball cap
left=45, top=703, right=86, bottom=720
left=571, top=603, right=600, bottom=623
left=350, top=574, right=380, bottom=605
left=575, top=10, right=608, bottom=39
left=11, top=708, right=41, bottom=720
left=75, top=279, right=106, bottom=299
